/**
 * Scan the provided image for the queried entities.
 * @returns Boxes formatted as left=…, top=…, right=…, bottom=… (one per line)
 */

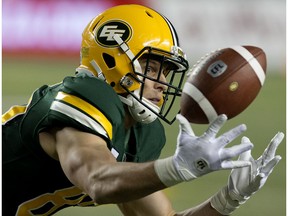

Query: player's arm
left=40, top=114, right=252, bottom=213
left=41, top=126, right=223, bottom=216
left=51, top=126, right=166, bottom=204
left=40, top=125, right=224, bottom=216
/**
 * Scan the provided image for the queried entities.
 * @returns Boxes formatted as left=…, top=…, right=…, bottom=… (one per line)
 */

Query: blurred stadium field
left=2, top=54, right=286, bottom=216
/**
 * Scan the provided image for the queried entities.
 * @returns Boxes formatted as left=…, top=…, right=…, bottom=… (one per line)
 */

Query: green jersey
left=3, top=73, right=166, bottom=215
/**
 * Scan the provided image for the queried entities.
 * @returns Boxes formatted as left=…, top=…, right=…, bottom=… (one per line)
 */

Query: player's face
left=139, top=58, right=168, bottom=107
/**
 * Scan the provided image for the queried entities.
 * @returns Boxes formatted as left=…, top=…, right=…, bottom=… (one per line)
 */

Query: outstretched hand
left=228, top=132, right=284, bottom=202
left=173, top=114, right=253, bottom=181
left=211, top=132, right=284, bottom=215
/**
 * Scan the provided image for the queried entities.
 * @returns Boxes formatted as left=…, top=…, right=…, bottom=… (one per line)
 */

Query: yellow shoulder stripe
left=55, top=92, right=112, bottom=139
left=2, top=105, right=27, bottom=124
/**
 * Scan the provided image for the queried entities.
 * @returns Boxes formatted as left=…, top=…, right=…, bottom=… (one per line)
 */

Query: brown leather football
left=180, top=45, right=267, bottom=124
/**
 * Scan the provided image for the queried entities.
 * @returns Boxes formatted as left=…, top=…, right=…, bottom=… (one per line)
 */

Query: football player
left=2, top=4, right=284, bottom=216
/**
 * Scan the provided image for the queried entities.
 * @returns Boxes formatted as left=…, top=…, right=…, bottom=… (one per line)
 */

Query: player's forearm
left=86, top=160, right=221, bottom=216
left=55, top=127, right=167, bottom=204
left=86, top=161, right=166, bottom=204
left=60, top=146, right=165, bottom=204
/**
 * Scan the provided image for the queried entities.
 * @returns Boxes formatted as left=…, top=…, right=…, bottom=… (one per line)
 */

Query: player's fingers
left=216, top=124, right=247, bottom=148
left=221, top=160, right=251, bottom=169
left=261, top=155, right=281, bottom=176
left=239, top=148, right=252, bottom=161
left=241, top=136, right=251, bottom=144
left=203, top=114, right=228, bottom=138
left=176, top=114, right=195, bottom=136
left=220, top=142, right=253, bottom=160
left=262, top=132, right=284, bottom=163
left=238, top=137, right=253, bottom=160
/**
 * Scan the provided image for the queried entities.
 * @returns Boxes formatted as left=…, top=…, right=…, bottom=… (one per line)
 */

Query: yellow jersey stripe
left=2, top=105, right=27, bottom=124
left=51, top=101, right=109, bottom=139
left=55, top=92, right=112, bottom=139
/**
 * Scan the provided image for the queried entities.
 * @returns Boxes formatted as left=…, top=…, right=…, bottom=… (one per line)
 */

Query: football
left=180, top=45, right=267, bottom=124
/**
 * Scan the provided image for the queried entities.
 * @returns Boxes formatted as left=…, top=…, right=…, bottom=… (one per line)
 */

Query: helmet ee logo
left=96, top=21, right=132, bottom=47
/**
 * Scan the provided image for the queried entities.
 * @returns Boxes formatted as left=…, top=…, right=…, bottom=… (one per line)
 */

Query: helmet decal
left=95, top=20, right=132, bottom=47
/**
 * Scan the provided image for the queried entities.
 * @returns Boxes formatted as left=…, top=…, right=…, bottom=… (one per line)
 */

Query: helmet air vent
left=145, top=11, right=153, bottom=18
left=102, top=53, right=116, bottom=68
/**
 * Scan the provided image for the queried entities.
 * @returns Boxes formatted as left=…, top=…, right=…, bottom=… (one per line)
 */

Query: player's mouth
left=148, top=97, right=161, bottom=106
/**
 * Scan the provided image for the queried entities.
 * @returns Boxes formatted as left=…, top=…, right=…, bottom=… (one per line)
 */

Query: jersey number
left=16, top=186, right=94, bottom=216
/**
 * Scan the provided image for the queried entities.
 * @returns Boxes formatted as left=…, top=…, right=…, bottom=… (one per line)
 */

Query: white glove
left=154, top=114, right=253, bottom=186
left=211, top=132, right=284, bottom=215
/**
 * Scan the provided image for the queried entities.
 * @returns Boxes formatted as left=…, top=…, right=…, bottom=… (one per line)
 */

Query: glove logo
left=195, top=159, right=208, bottom=172
left=95, top=20, right=132, bottom=47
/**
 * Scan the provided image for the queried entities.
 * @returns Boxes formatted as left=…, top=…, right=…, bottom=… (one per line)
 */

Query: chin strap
left=113, top=34, right=159, bottom=124
left=90, top=60, right=106, bottom=81
left=76, top=60, right=106, bottom=81
left=118, top=95, right=133, bottom=107
left=113, top=34, right=142, bottom=75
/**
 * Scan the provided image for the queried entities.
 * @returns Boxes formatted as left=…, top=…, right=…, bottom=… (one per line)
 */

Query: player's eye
left=146, top=66, right=158, bottom=76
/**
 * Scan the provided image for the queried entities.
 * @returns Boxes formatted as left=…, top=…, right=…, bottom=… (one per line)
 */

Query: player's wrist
left=154, top=157, right=181, bottom=187
left=154, top=156, right=197, bottom=187
left=210, top=186, right=249, bottom=215
left=210, top=186, right=239, bottom=215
